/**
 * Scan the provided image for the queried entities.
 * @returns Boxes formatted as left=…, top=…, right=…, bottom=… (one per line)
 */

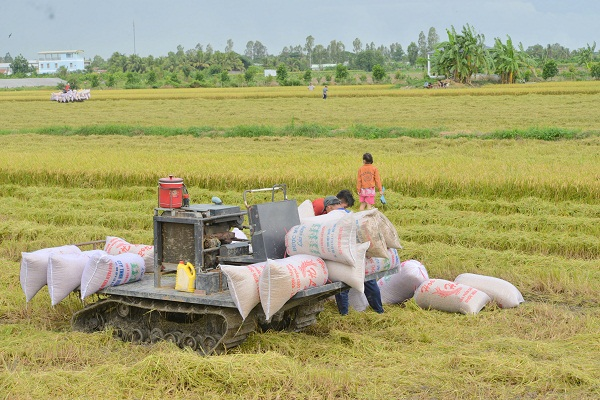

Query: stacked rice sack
left=293, top=208, right=403, bottom=291
left=221, top=255, right=328, bottom=321
left=222, top=212, right=358, bottom=321
left=222, top=208, right=404, bottom=321
left=20, top=236, right=150, bottom=305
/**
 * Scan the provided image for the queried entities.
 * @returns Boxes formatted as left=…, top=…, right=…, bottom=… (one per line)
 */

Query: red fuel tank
left=158, top=175, right=184, bottom=208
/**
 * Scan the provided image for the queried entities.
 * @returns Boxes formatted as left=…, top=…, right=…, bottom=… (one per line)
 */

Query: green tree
left=106, top=74, right=116, bottom=87
left=125, top=72, right=141, bottom=87
left=303, top=69, right=312, bottom=83
left=90, top=55, right=107, bottom=70
left=372, top=64, right=386, bottom=82
left=335, top=64, right=348, bottom=81
left=220, top=70, right=230, bottom=83
left=275, top=63, right=288, bottom=84
left=353, top=38, right=362, bottom=54
left=146, top=70, right=157, bottom=85
left=107, top=52, right=128, bottom=72
left=433, top=24, right=491, bottom=84
left=418, top=31, right=427, bottom=58
left=56, top=66, right=68, bottom=80
left=576, top=42, right=596, bottom=71
left=407, top=42, right=418, bottom=66
left=304, top=35, right=315, bottom=68
left=10, top=54, right=32, bottom=75
left=490, top=35, right=536, bottom=83
left=390, top=43, right=404, bottom=61
left=541, top=59, right=558, bottom=80
left=590, top=62, right=600, bottom=79
left=427, top=27, right=439, bottom=52
left=90, top=74, right=100, bottom=88
left=353, top=49, right=384, bottom=71
left=244, top=66, right=260, bottom=83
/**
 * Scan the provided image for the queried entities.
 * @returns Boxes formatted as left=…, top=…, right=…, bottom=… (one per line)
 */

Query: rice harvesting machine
left=72, top=182, right=397, bottom=355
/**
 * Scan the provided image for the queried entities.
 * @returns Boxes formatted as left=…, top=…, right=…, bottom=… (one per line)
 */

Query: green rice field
left=0, top=82, right=599, bottom=399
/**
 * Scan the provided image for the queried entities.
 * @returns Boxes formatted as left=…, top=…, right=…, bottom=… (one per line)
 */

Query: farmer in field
left=323, top=85, right=328, bottom=100
left=357, top=152, right=383, bottom=210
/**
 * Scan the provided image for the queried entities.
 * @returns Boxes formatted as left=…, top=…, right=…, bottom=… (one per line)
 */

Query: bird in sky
left=8, top=33, right=12, bottom=38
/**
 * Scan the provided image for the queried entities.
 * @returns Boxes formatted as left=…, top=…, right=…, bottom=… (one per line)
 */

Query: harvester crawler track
left=72, top=296, right=256, bottom=355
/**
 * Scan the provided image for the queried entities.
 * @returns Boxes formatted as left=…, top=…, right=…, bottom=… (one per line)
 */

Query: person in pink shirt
left=356, top=153, right=383, bottom=210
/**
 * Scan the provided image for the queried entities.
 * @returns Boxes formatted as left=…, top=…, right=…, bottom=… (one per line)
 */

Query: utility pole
left=133, top=20, right=136, bottom=55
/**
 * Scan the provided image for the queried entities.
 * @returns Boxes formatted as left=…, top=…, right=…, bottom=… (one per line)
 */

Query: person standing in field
left=357, top=152, right=383, bottom=211
left=322, top=85, right=328, bottom=100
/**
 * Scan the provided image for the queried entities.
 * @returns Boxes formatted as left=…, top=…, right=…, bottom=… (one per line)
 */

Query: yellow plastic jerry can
left=175, top=261, right=196, bottom=293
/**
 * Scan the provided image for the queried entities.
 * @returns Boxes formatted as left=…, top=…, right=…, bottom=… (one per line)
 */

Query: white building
left=37, top=50, right=85, bottom=74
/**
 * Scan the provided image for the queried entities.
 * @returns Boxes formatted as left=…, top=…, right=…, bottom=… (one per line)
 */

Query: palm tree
left=490, top=36, right=536, bottom=83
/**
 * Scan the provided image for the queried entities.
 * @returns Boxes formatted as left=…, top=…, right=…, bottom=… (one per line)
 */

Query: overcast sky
left=1, top=0, right=598, bottom=60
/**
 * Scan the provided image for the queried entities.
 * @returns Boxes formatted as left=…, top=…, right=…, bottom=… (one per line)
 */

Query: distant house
left=37, top=50, right=85, bottom=74
left=264, top=69, right=276, bottom=77
left=310, top=63, right=343, bottom=71
left=0, top=63, right=11, bottom=75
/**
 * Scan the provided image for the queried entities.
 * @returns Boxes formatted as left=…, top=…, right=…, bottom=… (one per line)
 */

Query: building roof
left=38, top=50, right=84, bottom=54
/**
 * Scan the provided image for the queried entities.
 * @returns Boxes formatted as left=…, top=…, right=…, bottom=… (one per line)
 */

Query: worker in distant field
left=63, top=82, right=71, bottom=93
left=357, top=152, right=383, bottom=211
left=322, top=85, right=328, bottom=100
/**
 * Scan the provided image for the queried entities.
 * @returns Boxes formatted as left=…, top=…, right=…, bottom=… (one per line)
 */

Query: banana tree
left=491, top=36, right=536, bottom=83
left=433, top=24, right=491, bottom=84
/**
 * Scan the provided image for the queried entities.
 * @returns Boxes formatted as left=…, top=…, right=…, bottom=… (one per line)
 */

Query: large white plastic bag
left=454, top=273, right=524, bottom=308
left=378, top=259, right=429, bottom=304
left=285, top=213, right=359, bottom=265
left=20, top=245, right=82, bottom=302
left=80, top=253, right=145, bottom=299
left=414, top=279, right=491, bottom=315
left=48, top=250, right=105, bottom=306
left=221, top=262, right=266, bottom=320
left=104, top=236, right=155, bottom=272
left=259, top=255, right=328, bottom=321
left=324, top=242, right=369, bottom=293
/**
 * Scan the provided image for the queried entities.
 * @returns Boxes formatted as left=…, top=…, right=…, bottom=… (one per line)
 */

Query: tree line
left=2, top=25, right=599, bottom=85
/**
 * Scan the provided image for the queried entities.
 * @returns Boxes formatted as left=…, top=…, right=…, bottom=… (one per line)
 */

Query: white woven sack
left=221, top=262, right=266, bottom=320
left=352, top=209, right=389, bottom=258
left=301, top=210, right=388, bottom=258
left=20, top=245, right=82, bottom=302
left=378, top=259, right=429, bottom=304
left=414, top=279, right=491, bottom=315
left=365, top=248, right=401, bottom=276
left=285, top=213, right=358, bottom=265
left=297, top=199, right=316, bottom=221
left=348, top=288, right=368, bottom=312
left=259, top=255, right=328, bottom=321
left=48, top=250, right=105, bottom=306
left=454, top=273, right=524, bottom=308
left=80, top=253, right=145, bottom=299
left=325, top=242, right=370, bottom=293
left=104, top=236, right=155, bottom=272
left=373, top=209, right=402, bottom=249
